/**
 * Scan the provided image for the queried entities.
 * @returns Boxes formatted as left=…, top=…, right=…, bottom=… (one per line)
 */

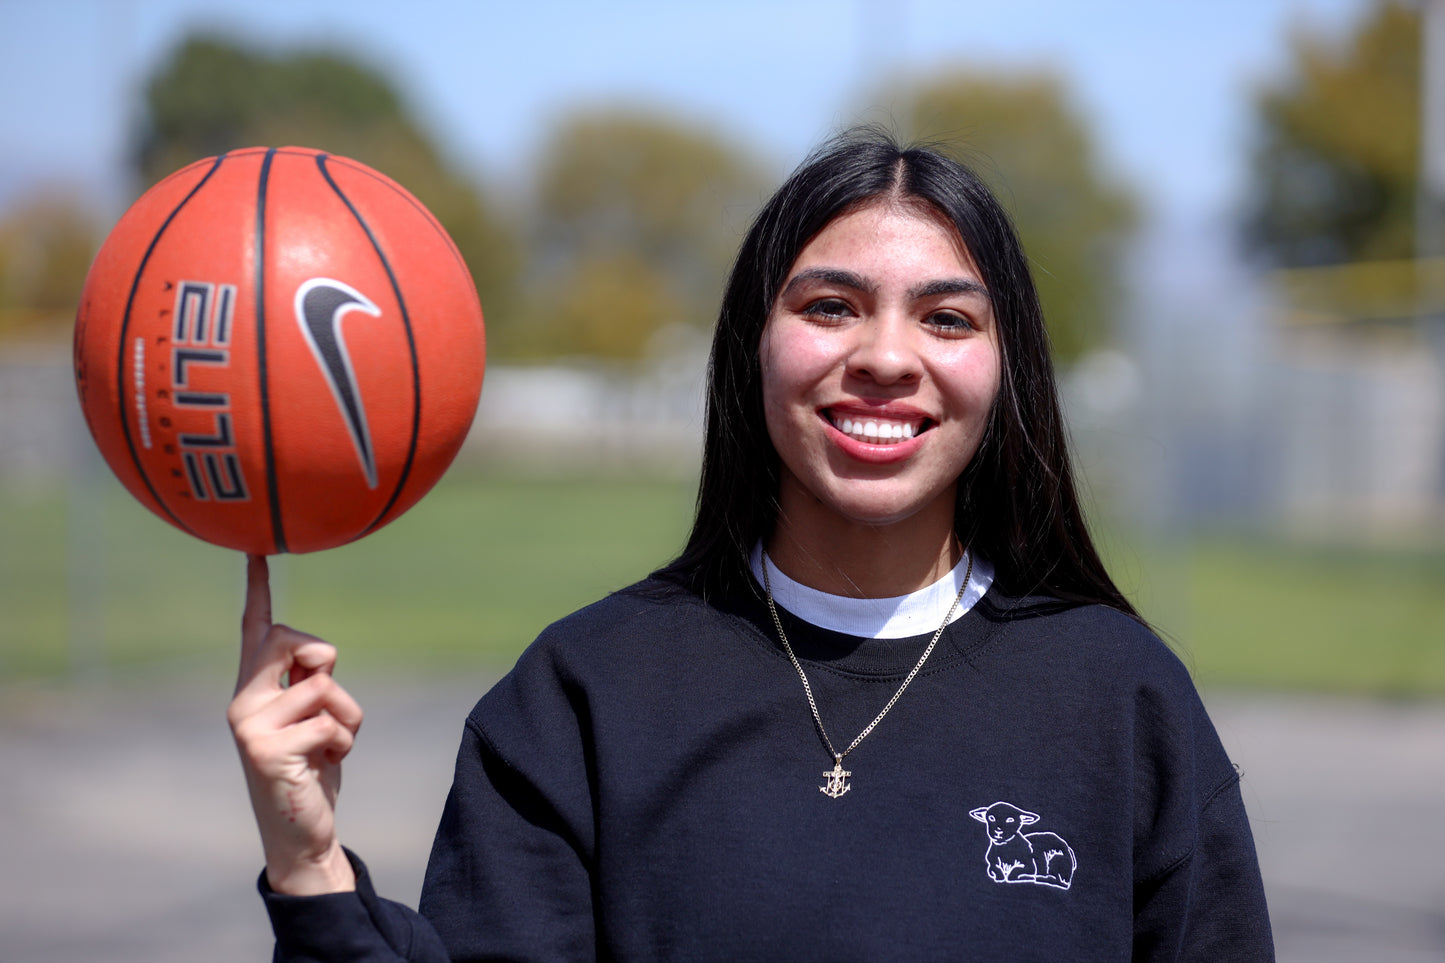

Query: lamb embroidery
left=969, top=801, right=1077, bottom=891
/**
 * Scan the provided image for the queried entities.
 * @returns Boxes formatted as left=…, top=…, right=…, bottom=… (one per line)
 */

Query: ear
left=1018, top=811, right=1040, bottom=826
left=969, top=807, right=989, bottom=823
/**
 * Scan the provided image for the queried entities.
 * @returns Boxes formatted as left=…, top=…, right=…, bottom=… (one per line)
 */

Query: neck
left=765, top=490, right=960, bottom=599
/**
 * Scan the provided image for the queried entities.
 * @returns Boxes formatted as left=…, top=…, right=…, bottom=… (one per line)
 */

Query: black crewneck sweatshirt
left=261, top=579, right=1273, bottom=961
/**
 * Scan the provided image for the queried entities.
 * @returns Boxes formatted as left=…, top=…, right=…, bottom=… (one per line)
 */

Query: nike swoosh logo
left=294, top=278, right=383, bottom=488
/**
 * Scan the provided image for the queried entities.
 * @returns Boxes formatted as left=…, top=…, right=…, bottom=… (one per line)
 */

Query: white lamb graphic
left=969, top=801, right=1077, bottom=891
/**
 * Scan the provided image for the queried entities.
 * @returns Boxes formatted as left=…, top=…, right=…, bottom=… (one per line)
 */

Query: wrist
left=265, top=841, right=356, bottom=896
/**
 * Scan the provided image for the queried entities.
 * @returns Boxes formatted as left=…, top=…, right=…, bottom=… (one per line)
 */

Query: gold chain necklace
left=761, top=549, right=974, bottom=798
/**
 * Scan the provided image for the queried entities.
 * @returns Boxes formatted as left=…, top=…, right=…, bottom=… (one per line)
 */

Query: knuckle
left=229, top=716, right=262, bottom=746
left=226, top=698, right=256, bottom=730
left=298, top=671, right=333, bottom=696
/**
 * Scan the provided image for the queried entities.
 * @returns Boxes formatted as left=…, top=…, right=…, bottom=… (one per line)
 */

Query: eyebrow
left=780, top=268, right=991, bottom=303
left=781, top=268, right=875, bottom=298
left=909, top=278, right=991, bottom=301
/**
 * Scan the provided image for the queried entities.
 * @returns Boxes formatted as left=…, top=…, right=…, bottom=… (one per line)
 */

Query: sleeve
left=259, top=850, right=450, bottom=962
left=414, top=716, right=598, bottom=960
left=1121, top=643, right=1274, bottom=963
left=260, top=632, right=601, bottom=962
left=1133, top=769, right=1275, bottom=961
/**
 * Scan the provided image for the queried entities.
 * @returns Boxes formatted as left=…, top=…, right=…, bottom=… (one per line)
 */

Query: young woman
left=231, top=130, right=1274, bottom=960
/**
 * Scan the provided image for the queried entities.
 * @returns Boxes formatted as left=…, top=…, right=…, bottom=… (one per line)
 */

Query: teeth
left=834, top=415, right=919, bottom=445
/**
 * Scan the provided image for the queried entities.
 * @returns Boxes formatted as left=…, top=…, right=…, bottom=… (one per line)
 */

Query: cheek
left=759, top=324, right=829, bottom=416
left=945, top=346, right=1003, bottom=414
left=976, top=365, right=1003, bottom=414
left=757, top=333, right=783, bottom=422
left=759, top=330, right=839, bottom=469
left=757, top=332, right=794, bottom=454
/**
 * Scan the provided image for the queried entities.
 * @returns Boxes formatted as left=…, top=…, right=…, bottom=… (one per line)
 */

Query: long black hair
left=654, top=127, right=1136, bottom=618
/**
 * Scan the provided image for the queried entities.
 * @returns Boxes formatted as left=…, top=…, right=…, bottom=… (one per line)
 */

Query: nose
left=846, top=313, right=921, bottom=387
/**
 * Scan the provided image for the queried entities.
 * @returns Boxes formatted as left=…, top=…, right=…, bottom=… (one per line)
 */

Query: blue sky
left=1, top=0, right=1370, bottom=226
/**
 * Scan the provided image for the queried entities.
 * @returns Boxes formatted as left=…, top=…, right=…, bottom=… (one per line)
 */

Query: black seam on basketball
left=256, top=148, right=289, bottom=554
left=114, top=154, right=226, bottom=538
left=324, top=155, right=477, bottom=293
left=316, top=152, right=422, bottom=538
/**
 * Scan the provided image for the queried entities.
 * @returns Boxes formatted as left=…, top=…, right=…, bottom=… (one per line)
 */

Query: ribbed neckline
left=748, top=543, right=994, bottom=640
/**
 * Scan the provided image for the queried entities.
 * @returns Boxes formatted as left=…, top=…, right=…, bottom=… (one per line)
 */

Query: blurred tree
left=541, top=252, right=684, bottom=360
left=0, top=192, right=98, bottom=339
left=521, top=110, right=770, bottom=360
left=1242, top=1, right=1419, bottom=267
left=133, top=35, right=520, bottom=347
left=891, top=72, right=1138, bottom=361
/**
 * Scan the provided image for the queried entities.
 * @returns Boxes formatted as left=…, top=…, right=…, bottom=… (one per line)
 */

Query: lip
left=820, top=404, right=932, bottom=464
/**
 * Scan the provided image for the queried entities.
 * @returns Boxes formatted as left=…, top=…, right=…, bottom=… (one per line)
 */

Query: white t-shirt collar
left=748, top=543, right=994, bottom=639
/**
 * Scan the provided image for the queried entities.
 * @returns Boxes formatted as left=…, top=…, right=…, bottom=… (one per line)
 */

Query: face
left=759, top=199, right=1002, bottom=534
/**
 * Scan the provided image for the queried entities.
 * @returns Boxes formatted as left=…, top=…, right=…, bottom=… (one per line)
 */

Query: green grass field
left=1099, top=532, right=1445, bottom=696
left=0, top=471, right=696, bottom=680
left=3, top=471, right=1442, bottom=695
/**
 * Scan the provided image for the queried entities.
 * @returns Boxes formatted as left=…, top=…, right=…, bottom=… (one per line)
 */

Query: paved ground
left=2, top=674, right=1442, bottom=961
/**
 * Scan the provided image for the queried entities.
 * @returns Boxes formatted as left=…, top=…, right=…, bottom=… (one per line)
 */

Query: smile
left=825, top=410, right=930, bottom=446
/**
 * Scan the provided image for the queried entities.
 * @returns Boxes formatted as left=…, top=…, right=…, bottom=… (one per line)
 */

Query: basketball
left=72, top=146, right=486, bottom=554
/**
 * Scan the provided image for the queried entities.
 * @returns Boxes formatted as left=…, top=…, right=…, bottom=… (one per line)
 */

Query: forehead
left=786, top=199, right=982, bottom=283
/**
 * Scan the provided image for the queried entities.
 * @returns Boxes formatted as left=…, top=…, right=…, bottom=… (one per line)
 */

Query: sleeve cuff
left=258, top=849, right=417, bottom=962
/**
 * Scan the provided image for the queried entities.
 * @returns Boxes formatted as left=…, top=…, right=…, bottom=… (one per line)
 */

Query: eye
left=801, top=297, right=854, bottom=321
left=924, top=309, right=975, bottom=333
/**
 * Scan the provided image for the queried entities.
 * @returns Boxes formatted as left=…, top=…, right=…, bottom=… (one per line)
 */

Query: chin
left=776, top=459, right=960, bottom=534
left=817, top=486, right=949, bottom=529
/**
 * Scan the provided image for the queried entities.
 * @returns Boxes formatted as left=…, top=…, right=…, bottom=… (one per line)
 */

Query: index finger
left=240, top=553, right=273, bottom=674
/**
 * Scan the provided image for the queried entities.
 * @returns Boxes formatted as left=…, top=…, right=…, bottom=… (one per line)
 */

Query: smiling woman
left=659, top=130, right=1137, bottom=617
left=232, top=128, right=1274, bottom=961
left=760, top=199, right=1001, bottom=595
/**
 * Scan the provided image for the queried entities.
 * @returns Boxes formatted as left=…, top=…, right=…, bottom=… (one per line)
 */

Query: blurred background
left=1, top=0, right=1442, bottom=960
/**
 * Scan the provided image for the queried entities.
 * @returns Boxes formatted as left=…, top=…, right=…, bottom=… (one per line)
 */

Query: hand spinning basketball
left=73, top=146, right=486, bottom=554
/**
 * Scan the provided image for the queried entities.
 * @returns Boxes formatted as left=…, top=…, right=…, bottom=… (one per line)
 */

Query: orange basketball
left=73, top=146, right=486, bottom=554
